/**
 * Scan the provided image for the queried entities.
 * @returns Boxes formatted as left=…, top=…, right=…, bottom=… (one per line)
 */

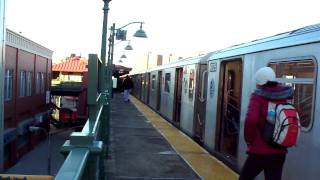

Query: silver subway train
left=131, top=23, right=320, bottom=179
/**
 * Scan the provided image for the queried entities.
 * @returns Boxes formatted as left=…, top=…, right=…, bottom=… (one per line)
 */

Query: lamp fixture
left=134, top=23, right=147, bottom=38
left=124, top=41, right=133, bottom=50
left=120, top=54, right=127, bottom=59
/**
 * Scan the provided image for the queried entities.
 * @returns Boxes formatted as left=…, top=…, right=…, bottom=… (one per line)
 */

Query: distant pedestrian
left=239, top=67, right=294, bottom=180
left=122, top=75, right=133, bottom=102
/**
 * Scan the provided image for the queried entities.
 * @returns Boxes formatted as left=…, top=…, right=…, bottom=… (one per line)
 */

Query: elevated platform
left=50, top=82, right=83, bottom=96
left=2, top=93, right=238, bottom=179
left=106, top=93, right=238, bottom=179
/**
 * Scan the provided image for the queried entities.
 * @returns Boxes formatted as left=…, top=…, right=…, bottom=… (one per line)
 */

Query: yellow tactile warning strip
left=130, top=96, right=239, bottom=180
left=0, top=174, right=53, bottom=180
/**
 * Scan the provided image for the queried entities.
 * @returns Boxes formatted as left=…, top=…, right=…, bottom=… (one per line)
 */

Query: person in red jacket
left=239, top=67, right=293, bottom=180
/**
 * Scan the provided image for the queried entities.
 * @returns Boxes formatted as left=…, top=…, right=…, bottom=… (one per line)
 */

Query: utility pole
left=146, top=51, right=151, bottom=70
left=0, top=0, right=6, bottom=172
left=100, top=0, right=110, bottom=92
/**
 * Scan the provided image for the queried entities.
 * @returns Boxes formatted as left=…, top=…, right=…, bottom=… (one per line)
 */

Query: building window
left=48, top=73, right=51, bottom=89
left=4, top=69, right=13, bottom=101
left=26, top=71, right=33, bottom=96
left=36, top=72, right=41, bottom=94
left=269, top=59, right=316, bottom=129
left=19, top=70, right=26, bottom=97
left=164, top=73, right=171, bottom=93
left=40, top=72, right=45, bottom=93
left=151, top=75, right=156, bottom=90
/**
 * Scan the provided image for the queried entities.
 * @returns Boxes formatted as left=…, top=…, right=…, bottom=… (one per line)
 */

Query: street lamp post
left=106, top=22, right=147, bottom=99
left=100, top=0, right=111, bottom=93
left=99, top=2, right=111, bottom=179
left=169, top=53, right=172, bottom=63
left=146, top=51, right=151, bottom=70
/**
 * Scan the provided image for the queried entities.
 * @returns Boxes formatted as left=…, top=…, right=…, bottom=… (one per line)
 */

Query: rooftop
left=52, top=57, right=88, bottom=73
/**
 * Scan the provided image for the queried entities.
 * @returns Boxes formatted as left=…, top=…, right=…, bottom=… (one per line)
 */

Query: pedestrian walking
left=122, top=75, right=133, bottom=102
left=239, top=67, right=294, bottom=180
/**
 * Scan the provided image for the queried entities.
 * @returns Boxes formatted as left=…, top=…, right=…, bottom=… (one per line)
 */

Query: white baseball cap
left=254, top=67, right=276, bottom=85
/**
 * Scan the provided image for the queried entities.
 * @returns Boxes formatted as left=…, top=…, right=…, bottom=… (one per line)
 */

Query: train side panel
left=180, top=64, right=197, bottom=136
left=238, top=43, right=320, bottom=180
left=148, top=71, right=158, bottom=110
left=160, top=68, right=175, bottom=121
left=204, top=60, right=221, bottom=151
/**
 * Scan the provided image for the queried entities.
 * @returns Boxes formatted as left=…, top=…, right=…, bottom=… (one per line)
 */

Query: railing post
left=57, top=54, right=104, bottom=180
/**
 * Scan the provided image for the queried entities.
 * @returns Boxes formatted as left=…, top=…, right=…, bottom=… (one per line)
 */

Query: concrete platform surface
left=4, top=128, right=73, bottom=176
left=106, top=93, right=201, bottom=179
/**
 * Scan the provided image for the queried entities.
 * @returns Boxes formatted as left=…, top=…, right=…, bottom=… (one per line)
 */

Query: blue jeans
left=124, top=89, right=131, bottom=101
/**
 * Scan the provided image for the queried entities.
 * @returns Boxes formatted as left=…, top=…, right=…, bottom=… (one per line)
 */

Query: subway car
left=131, top=23, right=320, bottom=179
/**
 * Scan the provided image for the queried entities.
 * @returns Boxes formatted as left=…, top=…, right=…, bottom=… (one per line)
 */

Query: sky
left=5, top=0, right=320, bottom=73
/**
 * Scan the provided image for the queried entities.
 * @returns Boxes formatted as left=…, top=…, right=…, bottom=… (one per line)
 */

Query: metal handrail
left=92, top=104, right=104, bottom=136
left=55, top=54, right=108, bottom=180
left=54, top=149, right=89, bottom=180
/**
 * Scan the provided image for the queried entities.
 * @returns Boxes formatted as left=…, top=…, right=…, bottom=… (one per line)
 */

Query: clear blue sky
left=6, top=0, right=320, bottom=72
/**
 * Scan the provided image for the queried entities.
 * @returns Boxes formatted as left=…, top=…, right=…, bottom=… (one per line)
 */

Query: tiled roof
left=52, top=57, right=88, bottom=73
left=52, top=57, right=132, bottom=73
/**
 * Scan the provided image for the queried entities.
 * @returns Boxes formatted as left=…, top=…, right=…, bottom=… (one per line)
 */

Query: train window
left=269, top=60, right=315, bottom=129
left=151, top=75, right=156, bottom=90
left=164, top=73, right=171, bottom=93
left=4, top=69, right=13, bottom=101
left=26, top=71, right=33, bottom=96
left=19, top=70, right=26, bottom=97
left=189, top=69, right=195, bottom=99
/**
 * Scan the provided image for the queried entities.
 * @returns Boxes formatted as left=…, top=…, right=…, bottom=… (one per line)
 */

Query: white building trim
left=5, top=29, right=53, bottom=59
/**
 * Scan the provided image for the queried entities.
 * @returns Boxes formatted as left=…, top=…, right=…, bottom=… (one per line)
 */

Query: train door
left=139, top=74, right=143, bottom=100
left=173, top=68, right=183, bottom=126
left=156, top=71, right=162, bottom=111
left=193, top=64, right=208, bottom=144
left=216, top=59, right=242, bottom=163
left=147, top=73, right=151, bottom=104
left=142, top=74, right=146, bottom=102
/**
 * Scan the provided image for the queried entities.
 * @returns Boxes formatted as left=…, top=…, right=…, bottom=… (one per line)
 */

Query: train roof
left=130, top=23, right=320, bottom=76
left=208, top=23, right=320, bottom=60
left=145, top=52, right=216, bottom=73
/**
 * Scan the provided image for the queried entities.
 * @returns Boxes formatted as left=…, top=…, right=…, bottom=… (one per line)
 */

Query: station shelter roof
left=52, top=56, right=132, bottom=76
left=52, top=56, right=88, bottom=73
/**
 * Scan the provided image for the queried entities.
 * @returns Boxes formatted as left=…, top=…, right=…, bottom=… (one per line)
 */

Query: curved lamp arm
left=117, top=22, right=144, bottom=30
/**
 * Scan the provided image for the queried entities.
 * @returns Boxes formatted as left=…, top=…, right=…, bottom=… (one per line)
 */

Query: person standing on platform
left=239, top=67, right=294, bottom=180
left=122, top=75, right=133, bottom=102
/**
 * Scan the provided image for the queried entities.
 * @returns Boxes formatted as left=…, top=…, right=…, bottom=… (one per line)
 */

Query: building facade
left=3, top=29, right=53, bottom=168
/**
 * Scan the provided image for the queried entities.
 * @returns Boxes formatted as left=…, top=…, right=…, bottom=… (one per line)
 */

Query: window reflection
left=269, top=60, right=315, bottom=128
left=164, top=73, right=170, bottom=93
